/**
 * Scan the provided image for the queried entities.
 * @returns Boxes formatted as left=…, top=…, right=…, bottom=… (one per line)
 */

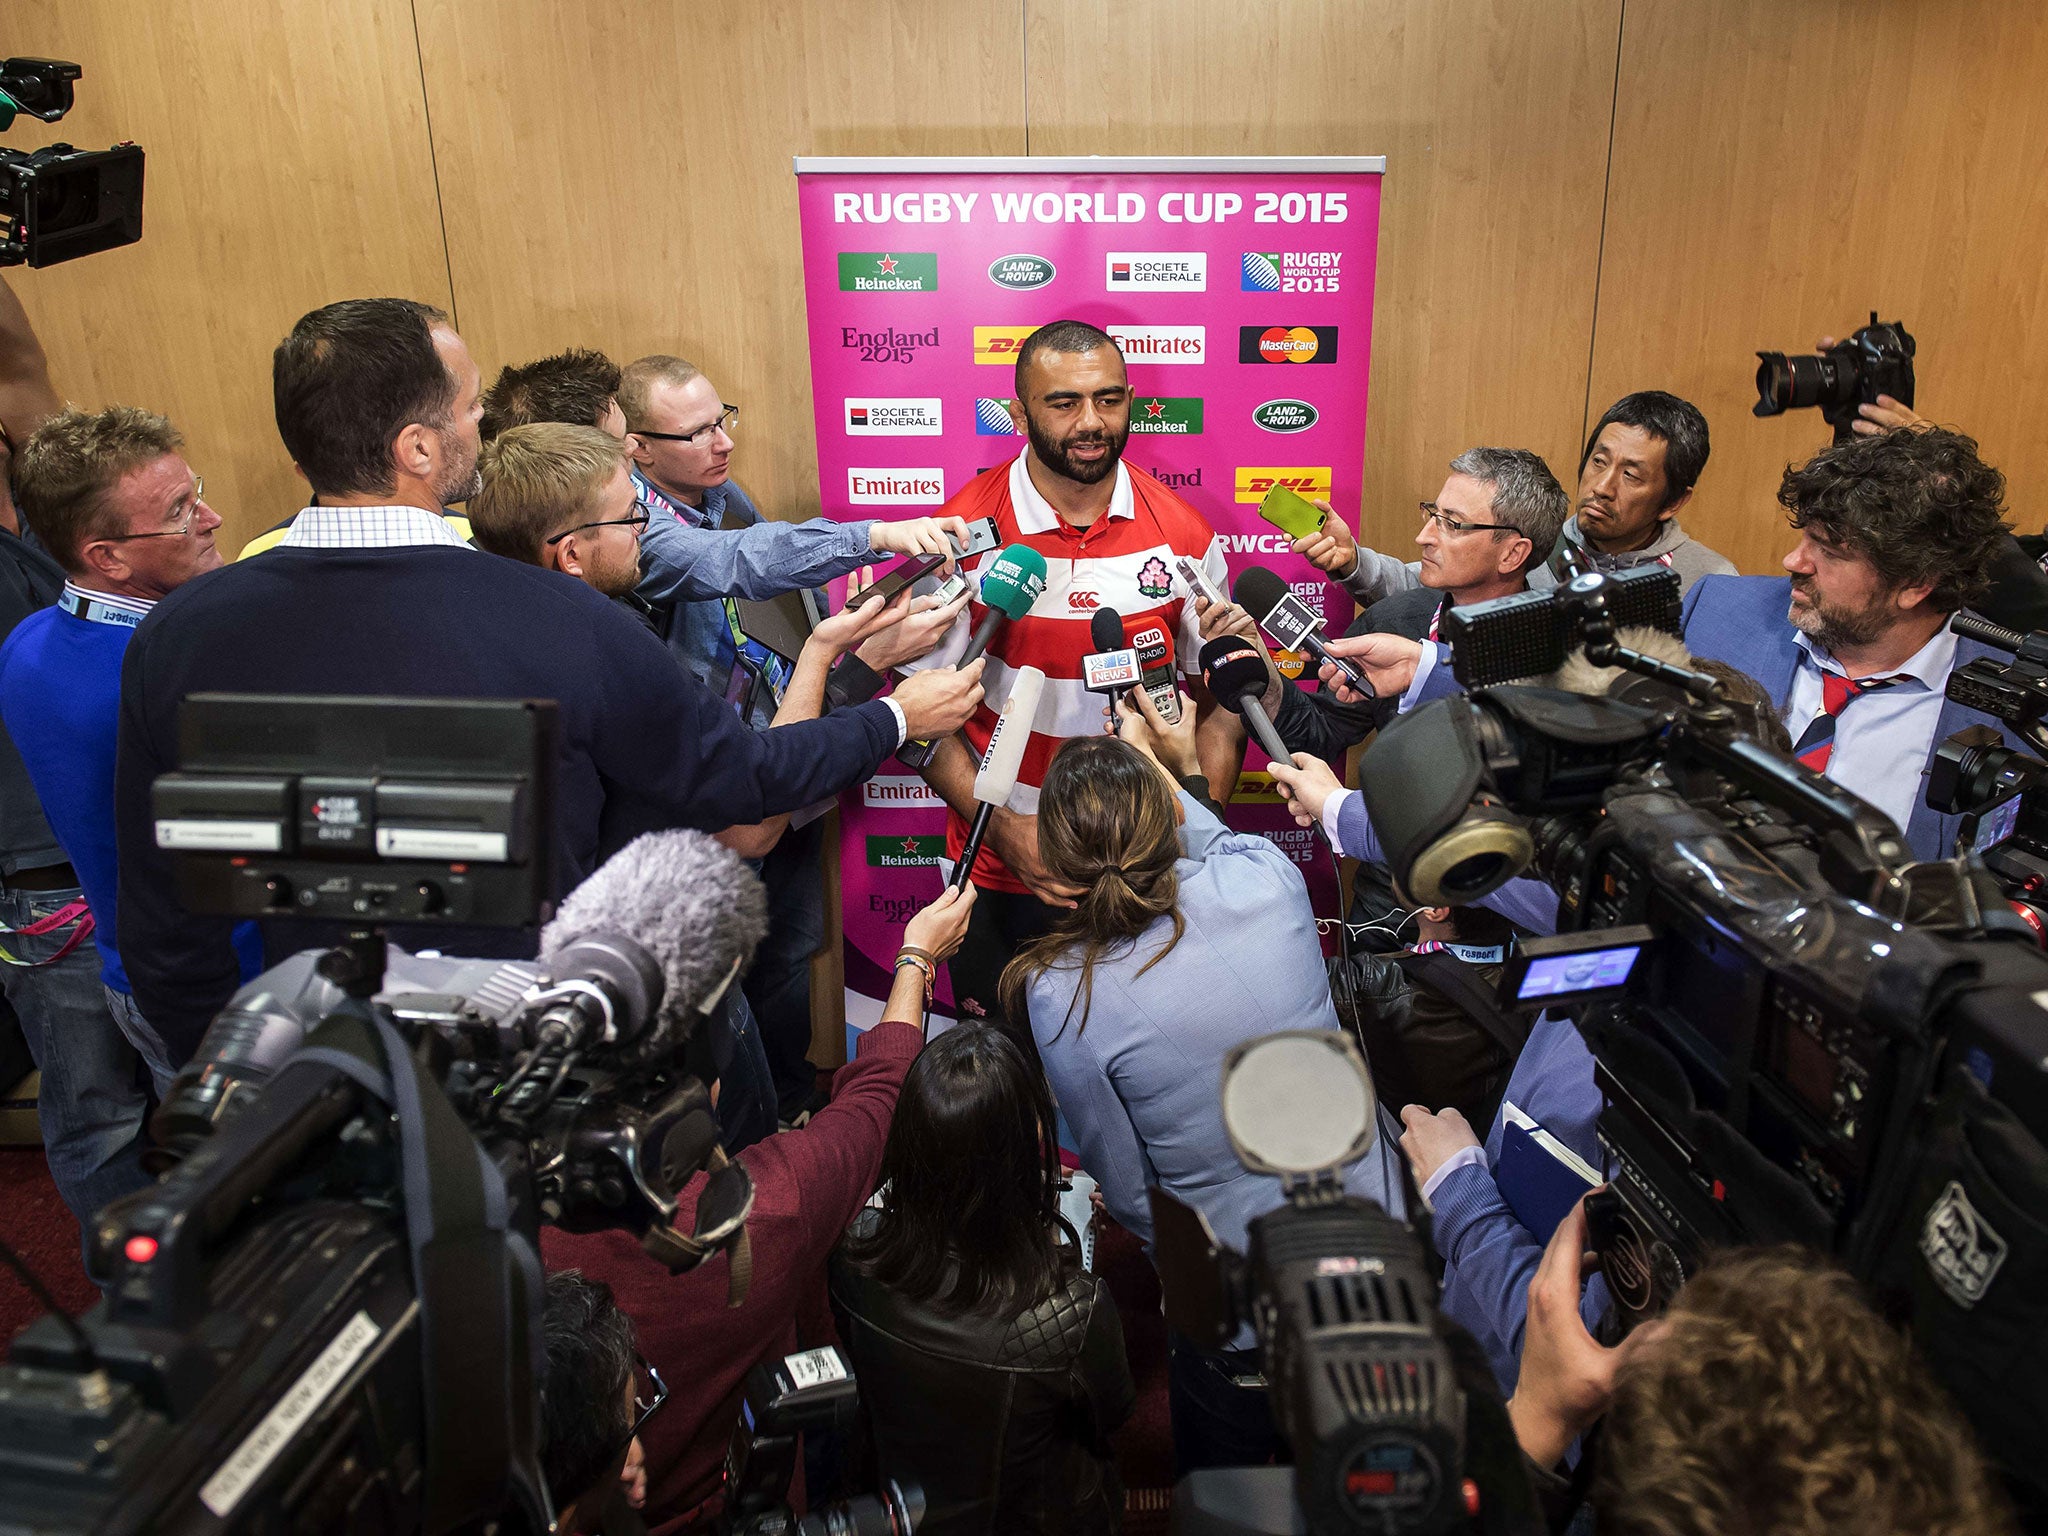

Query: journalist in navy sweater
left=117, top=541, right=902, bottom=1060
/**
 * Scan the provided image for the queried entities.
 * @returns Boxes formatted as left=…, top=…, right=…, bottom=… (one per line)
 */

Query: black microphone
left=1083, top=606, right=1142, bottom=700
left=1199, top=634, right=1294, bottom=769
left=539, top=830, right=769, bottom=1068
left=1231, top=565, right=1374, bottom=699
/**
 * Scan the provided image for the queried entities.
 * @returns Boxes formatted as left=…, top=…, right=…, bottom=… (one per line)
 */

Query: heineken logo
left=838, top=252, right=938, bottom=292
left=1128, top=397, right=1203, bottom=435
left=988, top=254, right=1055, bottom=290
left=867, top=834, right=946, bottom=868
left=1253, top=399, right=1319, bottom=434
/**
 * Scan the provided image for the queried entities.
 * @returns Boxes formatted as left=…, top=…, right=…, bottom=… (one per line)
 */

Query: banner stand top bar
left=794, top=155, right=1386, bottom=176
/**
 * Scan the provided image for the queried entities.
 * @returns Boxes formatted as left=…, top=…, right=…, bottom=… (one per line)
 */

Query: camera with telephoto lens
left=0, top=57, right=145, bottom=268
left=719, top=1345, right=923, bottom=1536
left=0, top=695, right=767, bottom=1535
left=1149, top=1031, right=1544, bottom=1536
left=1357, top=571, right=2048, bottom=1515
left=1753, top=312, right=1916, bottom=445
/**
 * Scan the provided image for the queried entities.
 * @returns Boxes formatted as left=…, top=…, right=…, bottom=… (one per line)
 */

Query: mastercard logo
left=1238, top=325, right=1340, bottom=365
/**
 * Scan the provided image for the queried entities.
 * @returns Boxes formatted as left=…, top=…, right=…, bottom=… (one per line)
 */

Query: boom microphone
left=952, top=665, right=1046, bottom=891
left=897, top=544, right=1047, bottom=770
left=1232, top=565, right=1374, bottom=699
left=1200, top=634, right=1294, bottom=769
left=539, top=830, right=769, bottom=1067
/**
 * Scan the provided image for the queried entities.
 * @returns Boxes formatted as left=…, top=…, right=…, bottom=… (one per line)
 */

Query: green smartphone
left=1257, top=483, right=1328, bottom=541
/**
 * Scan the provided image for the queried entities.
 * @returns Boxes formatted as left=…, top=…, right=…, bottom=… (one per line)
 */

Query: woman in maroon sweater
left=542, top=883, right=975, bottom=1532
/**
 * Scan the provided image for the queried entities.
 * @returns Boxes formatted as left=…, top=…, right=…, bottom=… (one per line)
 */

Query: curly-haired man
left=1510, top=1203, right=2016, bottom=1536
left=1672, top=426, right=2016, bottom=859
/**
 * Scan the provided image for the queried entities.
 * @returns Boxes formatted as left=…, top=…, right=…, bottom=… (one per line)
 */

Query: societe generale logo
left=974, top=325, right=1038, bottom=364
left=1067, top=589, right=1101, bottom=611
left=1235, top=467, right=1333, bottom=504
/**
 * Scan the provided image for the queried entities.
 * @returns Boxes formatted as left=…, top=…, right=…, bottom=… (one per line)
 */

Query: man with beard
left=1323, top=428, right=2020, bottom=864
left=905, top=320, right=1237, bottom=1030
left=114, top=300, right=985, bottom=1060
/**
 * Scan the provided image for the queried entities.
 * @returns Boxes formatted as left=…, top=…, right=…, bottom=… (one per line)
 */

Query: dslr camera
left=1753, top=312, right=1916, bottom=445
left=0, top=57, right=144, bottom=268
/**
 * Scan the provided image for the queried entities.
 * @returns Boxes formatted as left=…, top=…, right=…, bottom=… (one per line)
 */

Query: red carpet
left=0, top=1146, right=94, bottom=1342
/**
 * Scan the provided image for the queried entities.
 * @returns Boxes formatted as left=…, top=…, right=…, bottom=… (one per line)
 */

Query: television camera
left=1, top=57, right=144, bottom=268
left=0, top=695, right=767, bottom=1533
left=1358, top=569, right=2048, bottom=1509
left=1150, top=1030, right=1544, bottom=1536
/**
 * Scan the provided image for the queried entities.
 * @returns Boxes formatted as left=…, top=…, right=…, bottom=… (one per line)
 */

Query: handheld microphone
left=898, top=544, right=1047, bottom=771
left=961, top=544, right=1047, bottom=665
left=538, top=830, right=769, bottom=1068
left=953, top=665, right=1046, bottom=891
left=1199, top=634, right=1294, bottom=769
left=1127, top=618, right=1185, bottom=724
left=1231, top=565, right=1375, bottom=699
left=1083, top=606, right=1142, bottom=701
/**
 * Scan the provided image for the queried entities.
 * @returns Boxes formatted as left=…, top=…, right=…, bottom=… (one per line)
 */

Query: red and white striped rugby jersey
left=911, top=452, right=1228, bottom=894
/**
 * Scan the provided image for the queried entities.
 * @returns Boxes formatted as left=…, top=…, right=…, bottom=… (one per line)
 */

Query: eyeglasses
left=545, top=502, right=652, bottom=545
left=631, top=1354, right=668, bottom=1439
left=1419, top=500, right=1518, bottom=537
left=634, top=404, right=739, bottom=447
left=99, top=477, right=208, bottom=541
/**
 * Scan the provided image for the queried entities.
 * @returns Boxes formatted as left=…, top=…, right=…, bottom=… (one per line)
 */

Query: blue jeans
left=0, top=884, right=154, bottom=1233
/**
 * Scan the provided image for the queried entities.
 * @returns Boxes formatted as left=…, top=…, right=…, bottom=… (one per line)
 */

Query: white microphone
left=537, top=830, right=769, bottom=1067
left=953, top=665, right=1046, bottom=891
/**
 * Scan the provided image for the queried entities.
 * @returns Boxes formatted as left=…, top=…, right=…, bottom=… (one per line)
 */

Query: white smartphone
left=1175, top=553, right=1223, bottom=605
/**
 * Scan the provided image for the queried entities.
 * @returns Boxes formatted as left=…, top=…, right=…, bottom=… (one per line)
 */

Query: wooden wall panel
left=1587, top=0, right=2048, bottom=576
left=1023, top=0, right=1624, bottom=558
left=6, top=1, right=454, bottom=553
left=411, top=0, right=1028, bottom=526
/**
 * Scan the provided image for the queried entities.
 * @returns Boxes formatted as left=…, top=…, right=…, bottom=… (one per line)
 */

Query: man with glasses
left=0, top=407, right=263, bottom=1234
left=1273, top=447, right=1570, bottom=763
left=1295, top=393, right=1735, bottom=605
left=537, top=1270, right=656, bottom=1532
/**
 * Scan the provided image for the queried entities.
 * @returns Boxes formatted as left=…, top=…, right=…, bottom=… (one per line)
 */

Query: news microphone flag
left=953, top=665, right=1046, bottom=891
left=961, top=544, right=1047, bottom=664
left=1199, top=634, right=1293, bottom=769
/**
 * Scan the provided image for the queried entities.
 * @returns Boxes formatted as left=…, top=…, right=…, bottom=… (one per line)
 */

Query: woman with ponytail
left=1001, top=687, right=1406, bottom=1476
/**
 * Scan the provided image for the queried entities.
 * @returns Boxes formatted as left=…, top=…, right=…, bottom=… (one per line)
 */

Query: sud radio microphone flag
left=1231, top=565, right=1375, bottom=698
left=951, top=665, right=1046, bottom=891
left=898, top=544, right=1048, bottom=771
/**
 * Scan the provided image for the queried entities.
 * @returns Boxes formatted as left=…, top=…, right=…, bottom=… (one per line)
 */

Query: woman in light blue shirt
left=998, top=719, right=1406, bottom=1475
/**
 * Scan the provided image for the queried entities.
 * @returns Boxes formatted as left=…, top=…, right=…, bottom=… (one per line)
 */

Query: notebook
left=1495, top=1099, right=1602, bottom=1243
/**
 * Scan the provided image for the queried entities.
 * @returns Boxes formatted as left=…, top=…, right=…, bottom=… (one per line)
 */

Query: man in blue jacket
left=1315, top=427, right=2022, bottom=865
left=115, top=300, right=984, bottom=1063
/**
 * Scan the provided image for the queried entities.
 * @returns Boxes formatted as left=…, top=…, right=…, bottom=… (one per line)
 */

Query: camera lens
left=1754, top=351, right=1844, bottom=418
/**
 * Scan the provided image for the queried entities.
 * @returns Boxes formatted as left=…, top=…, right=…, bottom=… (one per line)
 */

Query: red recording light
left=123, top=1233, right=159, bottom=1264
left=1463, top=1478, right=1481, bottom=1515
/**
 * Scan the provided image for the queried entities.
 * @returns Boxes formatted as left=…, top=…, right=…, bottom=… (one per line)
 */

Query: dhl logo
left=1230, top=771, right=1287, bottom=805
left=973, top=326, right=1038, bottom=364
left=1234, top=467, right=1333, bottom=503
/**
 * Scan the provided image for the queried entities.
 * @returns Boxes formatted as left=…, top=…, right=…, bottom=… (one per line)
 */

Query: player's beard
left=1023, top=408, right=1128, bottom=487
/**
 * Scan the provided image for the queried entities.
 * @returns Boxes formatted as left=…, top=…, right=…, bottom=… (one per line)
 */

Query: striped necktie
left=1794, top=671, right=1904, bottom=772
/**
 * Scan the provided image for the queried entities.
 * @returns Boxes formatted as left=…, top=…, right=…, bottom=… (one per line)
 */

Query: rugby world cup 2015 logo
left=975, top=398, right=1021, bottom=435
left=1241, top=252, right=1283, bottom=291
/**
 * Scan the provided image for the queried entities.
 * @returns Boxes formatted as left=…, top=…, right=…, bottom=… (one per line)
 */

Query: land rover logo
left=1253, top=399, right=1319, bottom=433
left=988, top=254, right=1055, bottom=290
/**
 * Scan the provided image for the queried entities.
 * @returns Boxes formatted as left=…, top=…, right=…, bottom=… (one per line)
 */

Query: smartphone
left=1174, top=553, right=1223, bottom=605
left=952, top=516, right=1001, bottom=559
left=845, top=550, right=949, bottom=609
left=1258, top=483, right=1328, bottom=541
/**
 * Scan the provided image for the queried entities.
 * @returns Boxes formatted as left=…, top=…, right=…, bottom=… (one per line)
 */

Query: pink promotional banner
left=791, top=156, right=1385, bottom=1042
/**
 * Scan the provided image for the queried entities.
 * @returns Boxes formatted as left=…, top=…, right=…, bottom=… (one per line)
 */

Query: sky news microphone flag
left=794, top=155, right=1385, bottom=1044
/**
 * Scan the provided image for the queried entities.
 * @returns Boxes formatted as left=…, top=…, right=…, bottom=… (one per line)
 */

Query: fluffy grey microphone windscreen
left=541, top=830, right=769, bottom=1058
